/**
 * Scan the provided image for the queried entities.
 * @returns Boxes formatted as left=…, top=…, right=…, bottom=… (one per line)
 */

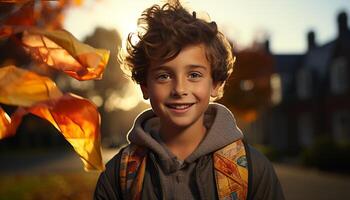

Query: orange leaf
left=0, top=106, right=26, bottom=139
left=0, top=66, right=104, bottom=170
left=0, top=65, right=63, bottom=107
left=2, top=1, right=35, bottom=26
left=0, top=26, right=14, bottom=38
left=0, top=0, right=32, bottom=3
left=0, top=94, right=104, bottom=171
left=28, top=93, right=104, bottom=171
left=0, top=107, right=11, bottom=139
left=21, top=28, right=110, bottom=80
left=0, top=25, right=26, bottom=39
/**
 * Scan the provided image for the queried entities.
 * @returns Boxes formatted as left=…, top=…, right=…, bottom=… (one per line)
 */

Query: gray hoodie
left=94, top=103, right=285, bottom=200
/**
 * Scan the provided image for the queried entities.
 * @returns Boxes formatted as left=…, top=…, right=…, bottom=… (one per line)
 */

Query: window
left=332, top=110, right=350, bottom=143
left=240, top=79, right=254, bottom=91
left=330, top=57, right=348, bottom=95
left=270, top=73, right=282, bottom=105
left=298, top=112, right=314, bottom=147
left=296, top=68, right=313, bottom=99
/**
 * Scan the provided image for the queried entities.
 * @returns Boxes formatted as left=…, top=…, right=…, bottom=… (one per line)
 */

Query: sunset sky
left=64, top=0, right=350, bottom=54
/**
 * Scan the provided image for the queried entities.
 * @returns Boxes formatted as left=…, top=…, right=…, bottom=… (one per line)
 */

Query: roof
left=273, top=54, right=304, bottom=74
left=303, top=41, right=336, bottom=79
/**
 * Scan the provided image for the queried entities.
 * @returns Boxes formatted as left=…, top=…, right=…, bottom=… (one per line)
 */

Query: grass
left=0, top=172, right=100, bottom=200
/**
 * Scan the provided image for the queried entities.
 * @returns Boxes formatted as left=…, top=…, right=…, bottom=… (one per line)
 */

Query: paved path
left=274, top=163, right=350, bottom=200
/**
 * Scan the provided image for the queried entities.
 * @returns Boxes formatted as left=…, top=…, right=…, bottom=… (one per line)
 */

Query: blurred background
left=1, top=0, right=350, bottom=199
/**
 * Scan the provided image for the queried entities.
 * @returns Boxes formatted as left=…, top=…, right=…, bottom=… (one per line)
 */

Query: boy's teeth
left=168, top=104, right=192, bottom=109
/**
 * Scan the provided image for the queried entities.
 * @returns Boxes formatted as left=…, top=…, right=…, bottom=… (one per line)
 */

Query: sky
left=63, top=0, right=350, bottom=54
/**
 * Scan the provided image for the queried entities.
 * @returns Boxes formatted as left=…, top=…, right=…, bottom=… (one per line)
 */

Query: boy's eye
left=156, top=73, right=171, bottom=81
left=188, top=72, right=202, bottom=79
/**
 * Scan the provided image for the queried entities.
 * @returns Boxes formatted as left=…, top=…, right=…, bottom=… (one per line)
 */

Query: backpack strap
left=242, top=139, right=253, bottom=200
left=119, top=144, right=147, bottom=200
left=119, top=140, right=249, bottom=200
left=213, top=139, right=248, bottom=200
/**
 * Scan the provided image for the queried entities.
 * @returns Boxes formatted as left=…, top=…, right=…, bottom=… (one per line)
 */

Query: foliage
left=0, top=0, right=109, bottom=171
left=220, top=48, right=275, bottom=110
left=301, top=136, right=350, bottom=172
left=219, top=46, right=275, bottom=124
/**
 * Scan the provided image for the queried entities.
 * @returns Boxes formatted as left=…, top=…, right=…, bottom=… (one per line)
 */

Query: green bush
left=301, top=136, right=350, bottom=172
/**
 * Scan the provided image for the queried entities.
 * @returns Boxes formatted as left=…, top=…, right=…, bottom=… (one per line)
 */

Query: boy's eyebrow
left=151, top=64, right=208, bottom=72
left=187, top=64, right=208, bottom=71
left=150, top=65, right=170, bottom=72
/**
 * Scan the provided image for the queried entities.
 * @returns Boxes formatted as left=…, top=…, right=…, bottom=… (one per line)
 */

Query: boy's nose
left=171, top=78, right=188, bottom=97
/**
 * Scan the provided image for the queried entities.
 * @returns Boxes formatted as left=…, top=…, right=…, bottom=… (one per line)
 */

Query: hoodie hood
left=127, top=103, right=243, bottom=173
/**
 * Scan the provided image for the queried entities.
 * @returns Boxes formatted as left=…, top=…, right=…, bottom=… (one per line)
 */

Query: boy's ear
left=211, top=81, right=222, bottom=98
left=140, top=85, right=149, bottom=100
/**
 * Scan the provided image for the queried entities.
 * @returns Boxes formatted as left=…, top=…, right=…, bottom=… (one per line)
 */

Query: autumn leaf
left=0, top=27, right=110, bottom=80
left=21, top=28, right=110, bottom=80
left=0, top=0, right=105, bottom=171
left=0, top=66, right=104, bottom=171
left=1, top=0, right=35, bottom=26
left=0, top=65, right=63, bottom=106
left=0, top=94, right=104, bottom=171
left=0, top=25, right=16, bottom=39
left=27, top=93, right=104, bottom=171
left=0, top=107, right=11, bottom=139
left=0, top=0, right=80, bottom=30
left=0, top=106, right=26, bottom=139
left=0, top=0, right=32, bottom=3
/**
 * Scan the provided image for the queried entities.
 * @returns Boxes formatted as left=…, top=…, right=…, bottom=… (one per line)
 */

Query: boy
left=94, top=1, right=285, bottom=199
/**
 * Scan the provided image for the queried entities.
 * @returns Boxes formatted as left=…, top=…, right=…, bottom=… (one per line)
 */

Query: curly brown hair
left=120, top=0, right=235, bottom=99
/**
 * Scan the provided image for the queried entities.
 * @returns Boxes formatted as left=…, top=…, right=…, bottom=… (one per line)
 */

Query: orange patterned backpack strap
left=213, top=139, right=249, bottom=200
left=119, top=144, right=148, bottom=200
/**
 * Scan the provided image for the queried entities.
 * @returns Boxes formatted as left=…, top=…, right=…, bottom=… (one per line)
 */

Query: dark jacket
left=94, top=103, right=285, bottom=200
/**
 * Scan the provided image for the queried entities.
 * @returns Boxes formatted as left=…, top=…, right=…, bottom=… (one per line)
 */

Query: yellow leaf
left=0, top=65, right=63, bottom=106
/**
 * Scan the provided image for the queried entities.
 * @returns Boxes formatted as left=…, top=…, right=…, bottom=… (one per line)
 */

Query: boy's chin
left=162, top=117, right=200, bottom=129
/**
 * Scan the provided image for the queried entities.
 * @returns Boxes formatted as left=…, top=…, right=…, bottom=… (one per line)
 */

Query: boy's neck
left=159, top=118, right=207, bottom=160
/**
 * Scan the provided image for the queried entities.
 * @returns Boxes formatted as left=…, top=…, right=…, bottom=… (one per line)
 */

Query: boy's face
left=141, top=44, right=221, bottom=129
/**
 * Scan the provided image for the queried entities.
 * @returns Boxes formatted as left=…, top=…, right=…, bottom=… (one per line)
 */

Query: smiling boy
left=142, top=44, right=220, bottom=160
left=94, top=1, right=284, bottom=200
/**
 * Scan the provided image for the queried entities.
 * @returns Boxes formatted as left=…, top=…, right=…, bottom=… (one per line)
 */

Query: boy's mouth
left=165, top=103, right=194, bottom=110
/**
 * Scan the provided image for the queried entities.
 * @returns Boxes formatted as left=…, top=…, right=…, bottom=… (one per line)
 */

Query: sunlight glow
left=89, top=94, right=103, bottom=107
left=62, top=0, right=349, bottom=111
left=104, top=81, right=144, bottom=112
left=64, top=0, right=350, bottom=53
left=69, top=79, right=95, bottom=91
